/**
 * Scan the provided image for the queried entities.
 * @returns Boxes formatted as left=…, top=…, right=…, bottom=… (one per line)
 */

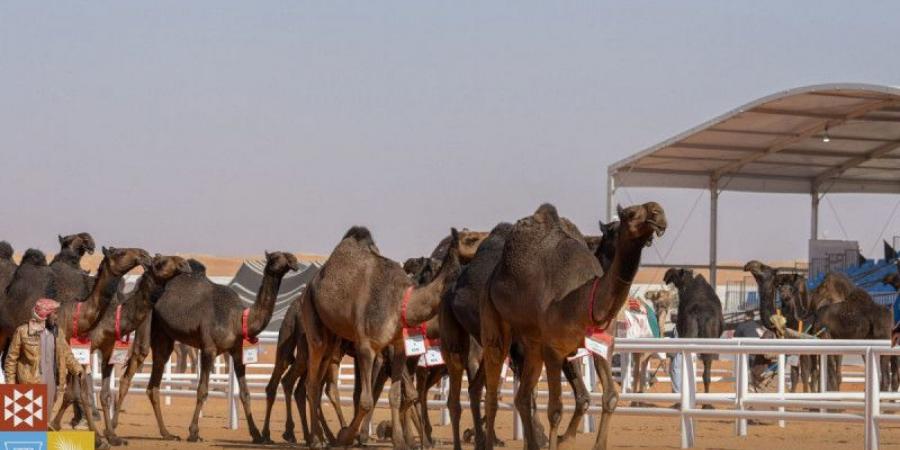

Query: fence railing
left=92, top=333, right=895, bottom=450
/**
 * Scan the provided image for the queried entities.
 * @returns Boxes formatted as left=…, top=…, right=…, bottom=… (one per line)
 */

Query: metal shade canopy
left=607, top=83, right=900, bottom=286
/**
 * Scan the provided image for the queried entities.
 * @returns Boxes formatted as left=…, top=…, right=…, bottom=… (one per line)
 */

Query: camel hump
left=21, top=248, right=48, bottom=266
left=343, top=226, right=374, bottom=244
left=0, top=241, right=12, bottom=260
left=187, top=259, right=207, bottom=276
left=534, top=203, right=560, bottom=224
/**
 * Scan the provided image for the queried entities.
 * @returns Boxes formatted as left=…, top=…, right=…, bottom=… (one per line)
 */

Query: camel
left=482, top=202, right=666, bottom=450
left=50, top=233, right=97, bottom=303
left=778, top=274, right=897, bottom=392
left=0, top=241, right=15, bottom=292
left=143, top=251, right=299, bottom=443
left=52, top=255, right=193, bottom=446
left=662, top=268, right=724, bottom=398
left=430, top=229, right=488, bottom=264
left=301, top=226, right=463, bottom=449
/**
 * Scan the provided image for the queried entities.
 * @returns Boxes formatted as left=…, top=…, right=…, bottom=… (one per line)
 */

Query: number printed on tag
left=243, top=345, right=259, bottom=364
left=403, top=329, right=427, bottom=356
left=423, top=346, right=444, bottom=367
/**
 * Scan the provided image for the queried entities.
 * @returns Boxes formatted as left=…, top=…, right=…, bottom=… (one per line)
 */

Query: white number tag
left=70, top=338, right=92, bottom=365
left=110, top=341, right=130, bottom=366
left=243, top=340, right=259, bottom=364
left=403, top=328, right=427, bottom=356
left=787, top=355, right=800, bottom=367
left=584, top=328, right=613, bottom=359
left=422, top=345, right=444, bottom=367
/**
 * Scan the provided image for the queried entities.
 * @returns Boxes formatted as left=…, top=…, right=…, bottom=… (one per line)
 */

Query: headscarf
left=29, top=298, right=60, bottom=334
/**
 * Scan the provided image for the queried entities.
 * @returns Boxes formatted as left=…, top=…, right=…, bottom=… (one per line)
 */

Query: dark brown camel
left=482, top=202, right=666, bottom=450
left=50, top=233, right=97, bottom=303
left=0, top=241, right=16, bottom=292
left=663, top=268, right=724, bottom=397
left=144, top=251, right=299, bottom=443
left=53, top=255, right=192, bottom=446
left=430, top=229, right=488, bottom=264
left=778, top=274, right=897, bottom=392
left=302, top=226, right=462, bottom=449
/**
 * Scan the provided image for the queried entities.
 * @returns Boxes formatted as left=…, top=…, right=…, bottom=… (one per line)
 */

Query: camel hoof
left=463, top=428, right=474, bottom=443
left=356, top=432, right=369, bottom=446
left=106, top=434, right=126, bottom=446
left=336, top=427, right=358, bottom=446
left=186, top=434, right=202, bottom=443
left=252, top=435, right=271, bottom=445
left=282, top=431, right=296, bottom=443
left=161, top=433, right=181, bottom=441
left=308, top=439, right=328, bottom=449
left=95, top=440, right=111, bottom=450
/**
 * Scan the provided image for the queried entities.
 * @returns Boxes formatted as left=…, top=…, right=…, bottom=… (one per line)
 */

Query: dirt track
left=104, top=389, right=900, bottom=450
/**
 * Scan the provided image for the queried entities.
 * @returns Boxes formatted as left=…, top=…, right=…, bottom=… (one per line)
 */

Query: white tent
left=608, top=83, right=900, bottom=285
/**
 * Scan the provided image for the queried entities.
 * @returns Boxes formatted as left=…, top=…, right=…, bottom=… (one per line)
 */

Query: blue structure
left=807, top=256, right=899, bottom=307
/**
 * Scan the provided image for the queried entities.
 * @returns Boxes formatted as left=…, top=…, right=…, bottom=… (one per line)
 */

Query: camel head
left=594, top=220, right=620, bottom=271
left=883, top=272, right=900, bottom=291
left=0, top=241, right=13, bottom=261
left=645, top=289, right=675, bottom=325
left=663, top=268, right=693, bottom=289
left=743, top=260, right=776, bottom=279
left=616, top=202, right=667, bottom=248
left=20, top=248, right=48, bottom=266
left=263, top=251, right=301, bottom=276
left=457, top=229, right=488, bottom=263
left=58, top=232, right=96, bottom=256
left=403, top=256, right=441, bottom=286
left=774, top=273, right=807, bottom=316
left=99, top=246, right=152, bottom=277
left=148, top=254, right=193, bottom=283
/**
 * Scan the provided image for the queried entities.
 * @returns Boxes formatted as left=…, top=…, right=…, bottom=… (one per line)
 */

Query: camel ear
left=102, top=246, right=110, bottom=257
left=58, top=235, right=64, bottom=244
left=450, top=228, right=460, bottom=244
left=264, top=250, right=271, bottom=259
left=663, top=268, right=677, bottom=285
left=616, top=204, right=626, bottom=219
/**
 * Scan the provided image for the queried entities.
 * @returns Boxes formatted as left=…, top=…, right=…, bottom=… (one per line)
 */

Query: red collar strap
left=400, top=286, right=426, bottom=333
left=115, top=304, right=129, bottom=344
left=587, top=277, right=601, bottom=327
left=242, top=308, right=258, bottom=344
left=73, top=302, right=83, bottom=339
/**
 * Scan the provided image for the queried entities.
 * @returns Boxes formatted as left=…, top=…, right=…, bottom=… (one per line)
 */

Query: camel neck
left=753, top=273, right=777, bottom=331
left=119, top=274, right=157, bottom=334
left=246, top=271, right=283, bottom=336
left=71, top=263, right=120, bottom=338
left=589, top=239, right=643, bottom=327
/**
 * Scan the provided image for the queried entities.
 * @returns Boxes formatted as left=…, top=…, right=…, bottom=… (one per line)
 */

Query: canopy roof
left=610, top=83, right=900, bottom=194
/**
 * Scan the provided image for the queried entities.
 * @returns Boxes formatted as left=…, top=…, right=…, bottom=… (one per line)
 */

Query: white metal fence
left=92, top=333, right=895, bottom=450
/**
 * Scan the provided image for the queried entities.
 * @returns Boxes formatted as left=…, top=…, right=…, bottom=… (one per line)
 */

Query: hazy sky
left=2, top=2, right=900, bottom=266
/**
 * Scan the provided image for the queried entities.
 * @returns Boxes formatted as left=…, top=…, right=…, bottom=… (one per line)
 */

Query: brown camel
left=50, top=233, right=98, bottom=303
left=52, top=255, right=192, bottom=446
left=482, top=202, right=666, bottom=450
left=143, top=251, right=299, bottom=443
left=302, top=226, right=462, bottom=449
left=430, top=229, right=488, bottom=264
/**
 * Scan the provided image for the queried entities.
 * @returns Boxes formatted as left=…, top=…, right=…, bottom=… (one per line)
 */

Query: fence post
left=440, top=374, right=450, bottom=426
left=736, top=352, right=748, bottom=436
left=512, top=375, right=522, bottom=440
left=864, top=347, right=880, bottom=450
left=680, top=350, right=695, bottom=449
left=228, top=356, right=238, bottom=430
left=164, top=358, right=173, bottom=406
left=776, top=354, right=785, bottom=428
left=621, top=352, right=632, bottom=395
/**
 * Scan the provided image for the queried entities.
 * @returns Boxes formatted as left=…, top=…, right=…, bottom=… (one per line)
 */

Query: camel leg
left=50, top=381, right=75, bottom=430
left=261, top=344, right=293, bottom=443
left=333, top=341, right=375, bottom=447
left=146, top=334, right=179, bottom=441
left=559, top=358, right=590, bottom=444
left=185, top=350, right=214, bottom=442
left=481, top=300, right=511, bottom=450
left=283, top=356, right=306, bottom=443
left=363, top=352, right=390, bottom=442
left=110, top=338, right=150, bottom=435
left=326, top=361, right=348, bottom=429
left=515, top=343, right=544, bottom=450
left=880, top=355, right=892, bottom=392
left=387, top=345, right=414, bottom=450
left=544, top=349, right=566, bottom=450
left=230, top=351, right=263, bottom=443
left=592, top=354, right=618, bottom=450
left=98, top=354, right=125, bottom=446
left=419, top=366, right=444, bottom=448
left=892, top=356, right=900, bottom=392
left=445, top=345, right=467, bottom=450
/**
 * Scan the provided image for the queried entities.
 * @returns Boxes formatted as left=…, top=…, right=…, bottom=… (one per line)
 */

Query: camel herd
left=1, top=199, right=898, bottom=450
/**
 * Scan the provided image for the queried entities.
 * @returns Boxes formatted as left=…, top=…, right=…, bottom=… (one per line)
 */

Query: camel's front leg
left=232, top=351, right=264, bottom=443
left=480, top=300, right=511, bottom=450
left=336, top=341, right=374, bottom=447
left=592, top=354, right=618, bottom=450
left=49, top=378, right=75, bottom=430
left=98, top=354, right=124, bottom=446
left=388, top=345, right=414, bottom=450
left=326, top=360, right=348, bottom=428
left=261, top=345, right=292, bottom=443
left=111, top=338, right=149, bottom=435
left=185, top=351, right=214, bottom=442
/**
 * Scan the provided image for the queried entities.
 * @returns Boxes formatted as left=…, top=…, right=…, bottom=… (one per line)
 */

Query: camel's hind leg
left=325, top=360, right=347, bottom=429
left=97, top=353, right=125, bottom=446
left=480, top=299, right=511, bottom=450
left=333, top=340, right=374, bottom=447
left=145, top=333, right=179, bottom=441
left=111, top=333, right=150, bottom=436
left=261, top=340, right=294, bottom=443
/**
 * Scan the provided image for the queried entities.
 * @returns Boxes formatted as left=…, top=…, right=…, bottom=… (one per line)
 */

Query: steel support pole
left=709, top=178, right=719, bottom=288
left=811, top=188, right=820, bottom=241
left=606, top=173, right=616, bottom=222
